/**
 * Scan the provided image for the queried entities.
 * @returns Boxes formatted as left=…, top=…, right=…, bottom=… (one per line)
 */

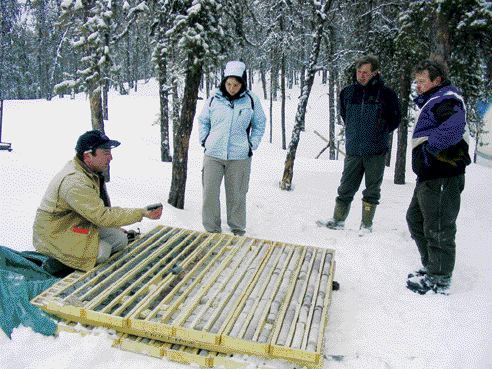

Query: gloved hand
left=125, top=228, right=140, bottom=243
left=422, top=143, right=435, bottom=168
left=424, top=143, right=468, bottom=168
left=435, top=151, right=459, bottom=167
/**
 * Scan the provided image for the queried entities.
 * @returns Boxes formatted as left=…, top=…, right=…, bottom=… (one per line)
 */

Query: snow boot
left=407, top=267, right=428, bottom=279
left=406, top=274, right=451, bottom=295
left=317, top=200, right=350, bottom=230
left=358, top=201, right=377, bottom=235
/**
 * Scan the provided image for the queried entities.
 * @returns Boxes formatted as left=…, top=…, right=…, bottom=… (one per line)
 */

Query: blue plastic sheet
left=0, top=246, right=59, bottom=338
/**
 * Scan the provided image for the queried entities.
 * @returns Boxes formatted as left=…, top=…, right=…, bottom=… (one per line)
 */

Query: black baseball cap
left=75, top=130, right=121, bottom=154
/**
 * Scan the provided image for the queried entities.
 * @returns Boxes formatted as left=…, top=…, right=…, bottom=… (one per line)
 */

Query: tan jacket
left=33, top=157, right=145, bottom=271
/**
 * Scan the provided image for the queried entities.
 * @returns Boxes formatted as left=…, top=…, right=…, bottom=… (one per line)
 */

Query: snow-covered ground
left=1, top=77, right=491, bottom=369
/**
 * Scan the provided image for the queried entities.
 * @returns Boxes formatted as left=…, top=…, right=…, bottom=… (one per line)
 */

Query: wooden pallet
left=34, top=272, right=279, bottom=369
left=32, top=225, right=335, bottom=368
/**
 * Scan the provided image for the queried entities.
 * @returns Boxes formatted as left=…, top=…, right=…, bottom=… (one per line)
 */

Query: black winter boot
left=407, top=274, right=451, bottom=295
left=407, top=267, right=428, bottom=279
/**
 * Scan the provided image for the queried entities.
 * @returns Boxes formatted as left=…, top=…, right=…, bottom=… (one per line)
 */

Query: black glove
left=126, top=228, right=140, bottom=243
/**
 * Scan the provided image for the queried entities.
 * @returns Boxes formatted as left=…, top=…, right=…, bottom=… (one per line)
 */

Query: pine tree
left=392, top=0, right=427, bottom=184
left=167, top=0, right=229, bottom=209
left=149, top=0, right=174, bottom=162
left=393, top=0, right=492, bottom=177
left=1, top=0, right=21, bottom=99
left=280, top=0, right=335, bottom=191
left=56, top=0, right=114, bottom=130
left=30, top=0, right=60, bottom=100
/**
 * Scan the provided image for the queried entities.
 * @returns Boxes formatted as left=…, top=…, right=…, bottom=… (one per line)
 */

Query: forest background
left=1, top=0, right=491, bottom=208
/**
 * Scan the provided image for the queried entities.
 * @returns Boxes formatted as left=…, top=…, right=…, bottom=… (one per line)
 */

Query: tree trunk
left=281, top=53, right=286, bottom=150
left=102, top=79, right=109, bottom=120
left=300, top=65, right=305, bottom=95
left=271, top=62, right=278, bottom=101
left=269, top=73, right=273, bottom=144
left=385, top=132, right=393, bottom=167
left=133, top=27, right=140, bottom=92
left=328, top=65, right=336, bottom=160
left=260, top=67, right=267, bottom=100
left=394, top=67, right=411, bottom=185
left=89, top=85, right=110, bottom=181
left=473, top=133, right=479, bottom=164
left=0, top=99, right=3, bottom=142
left=172, top=75, right=180, bottom=131
left=288, top=69, right=293, bottom=89
left=89, top=86, right=104, bottom=131
left=167, top=61, right=202, bottom=209
left=158, top=57, right=172, bottom=162
left=205, top=73, right=210, bottom=99
left=280, top=1, right=331, bottom=190
left=126, top=32, right=133, bottom=90
left=429, top=9, right=451, bottom=66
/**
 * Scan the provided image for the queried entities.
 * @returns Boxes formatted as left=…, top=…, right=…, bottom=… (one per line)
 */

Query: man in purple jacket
left=406, top=60, right=471, bottom=295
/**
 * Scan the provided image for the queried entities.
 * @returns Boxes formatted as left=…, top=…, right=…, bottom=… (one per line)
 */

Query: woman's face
left=225, top=77, right=242, bottom=97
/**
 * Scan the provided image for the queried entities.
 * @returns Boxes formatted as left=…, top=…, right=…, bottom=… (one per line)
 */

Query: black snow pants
left=406, top=175, right=465, bottom=277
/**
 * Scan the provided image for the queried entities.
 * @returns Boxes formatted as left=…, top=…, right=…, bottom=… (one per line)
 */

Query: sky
left=0, top=76, right=491, bottom=369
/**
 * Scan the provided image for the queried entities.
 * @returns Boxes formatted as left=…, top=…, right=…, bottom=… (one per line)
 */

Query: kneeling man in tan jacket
left=33, top=130, right=162, bottom=272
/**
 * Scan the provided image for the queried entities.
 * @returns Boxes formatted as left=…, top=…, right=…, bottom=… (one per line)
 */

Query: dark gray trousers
left=202, top=155, right=252, bottom=234
left=406, top=175, right=465, bottom=277
left=336, top=153, right=386, bottom=206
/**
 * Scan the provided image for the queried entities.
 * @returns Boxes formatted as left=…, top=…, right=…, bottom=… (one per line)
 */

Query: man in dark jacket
left=406, top=60, right=471, bottom=295
left=318, top=55, right=401, bottom=234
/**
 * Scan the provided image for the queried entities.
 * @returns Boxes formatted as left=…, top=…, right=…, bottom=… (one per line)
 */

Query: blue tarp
left=476, top=100, right=491, bottom=120
left=0, top=246, right=59, bottom=338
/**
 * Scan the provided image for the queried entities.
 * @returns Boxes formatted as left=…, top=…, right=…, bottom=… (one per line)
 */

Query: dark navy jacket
left=340, top=74, right=401, bottom=156
left=412, top=81, right=471, bottom=182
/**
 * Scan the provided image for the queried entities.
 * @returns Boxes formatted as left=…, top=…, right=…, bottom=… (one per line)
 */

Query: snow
left=1, top=77, right=491, bottom=369
left=74, top=0, right=83, bottom=11
left=60, top=0, right=73, bottom=9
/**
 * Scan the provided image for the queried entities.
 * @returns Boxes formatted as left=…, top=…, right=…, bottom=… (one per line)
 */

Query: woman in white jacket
left=198, top=61, right=266, bottom=236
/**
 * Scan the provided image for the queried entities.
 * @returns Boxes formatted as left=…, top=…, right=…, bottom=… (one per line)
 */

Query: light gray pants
left=96, top=227, right=128, bottom=264
left=202, top=155, right=252, bottom=234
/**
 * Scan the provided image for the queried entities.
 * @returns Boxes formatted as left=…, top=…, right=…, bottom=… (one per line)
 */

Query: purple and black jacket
left=412, top=81, right=471, bottom=182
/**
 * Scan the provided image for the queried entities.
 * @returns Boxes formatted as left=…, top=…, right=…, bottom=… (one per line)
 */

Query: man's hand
left=145, top=207, right=162, bottom=219
left=144, top=203, right=163, bottom=220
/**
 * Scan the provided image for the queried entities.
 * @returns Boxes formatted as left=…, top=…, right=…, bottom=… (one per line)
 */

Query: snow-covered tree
left=56, top=0, right=115, bottom=130
left=280, top=0, right=335, bottom=191
left=30, top=0, right=62, bottom=100
left=148, top=0, right=174, bottom=162
left=166, top=0, right=229, bottom=209
left=56, top=0, right=147, bottom=130
left=1, top=0, right=29, bottom=100
left=394, top=0, right=492, bottom=178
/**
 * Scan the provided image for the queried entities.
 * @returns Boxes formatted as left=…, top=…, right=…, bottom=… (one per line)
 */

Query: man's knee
left=98, top=228, right=128, bottom=264
left=110, top=229, right=128, bottom=253
left=96, top=242, right=112, bottom=264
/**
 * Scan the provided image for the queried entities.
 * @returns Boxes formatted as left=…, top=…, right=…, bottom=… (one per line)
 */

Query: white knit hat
left=224, top=61, right=246, bottom=78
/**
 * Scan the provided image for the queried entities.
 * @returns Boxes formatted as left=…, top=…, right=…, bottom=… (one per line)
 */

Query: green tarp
left=0, top=246, right=59, bottom=338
